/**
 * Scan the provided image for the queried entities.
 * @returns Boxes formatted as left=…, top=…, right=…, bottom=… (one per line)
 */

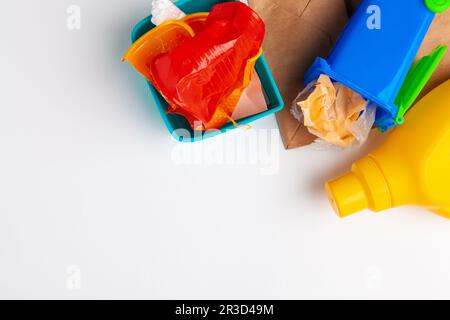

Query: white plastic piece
left=151, top=0, right=186, bottom=26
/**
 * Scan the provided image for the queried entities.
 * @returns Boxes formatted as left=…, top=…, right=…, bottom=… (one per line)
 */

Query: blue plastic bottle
left=305, top=0, right=449, bottom=131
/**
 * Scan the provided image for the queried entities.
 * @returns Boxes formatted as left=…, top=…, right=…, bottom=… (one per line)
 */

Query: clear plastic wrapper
left=291, top=74, right=376, bottom=148
left=151, top=0, right=186, bottom=26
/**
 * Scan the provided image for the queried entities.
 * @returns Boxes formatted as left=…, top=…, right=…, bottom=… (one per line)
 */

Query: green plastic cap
left=425, top=0, right=450, bottom=13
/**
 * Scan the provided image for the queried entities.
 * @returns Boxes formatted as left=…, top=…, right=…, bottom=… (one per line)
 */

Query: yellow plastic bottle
left=325, top=79, right=450, bottom=218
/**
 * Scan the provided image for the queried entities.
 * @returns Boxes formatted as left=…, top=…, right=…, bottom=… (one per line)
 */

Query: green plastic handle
left=394, top=45, right=448, bottom=125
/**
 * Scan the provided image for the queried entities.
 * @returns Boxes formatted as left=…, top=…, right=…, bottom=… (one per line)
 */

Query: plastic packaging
left=125, top=0, right=283, bottom=142
left=151, top=0, right=186, bottom=25
left=151, top=2, right=264, bottom=130
left=149, top=2, right=268, bottom=123
left=325, top=79, right=450, bottom=218
left=124, top=2, right=265, bottom=131
left=305, top=0, right=449, bottom=131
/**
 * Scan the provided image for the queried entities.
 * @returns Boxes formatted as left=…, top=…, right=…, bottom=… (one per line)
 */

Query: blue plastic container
left=305, top=0, right=441, bottom=131
left=130, top=0, right=284, bottom=142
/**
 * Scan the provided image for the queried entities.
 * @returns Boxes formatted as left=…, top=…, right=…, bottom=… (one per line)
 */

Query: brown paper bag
left=249, top=0, right=350, bottom=149
left=250, top=0, right=450, bottom=149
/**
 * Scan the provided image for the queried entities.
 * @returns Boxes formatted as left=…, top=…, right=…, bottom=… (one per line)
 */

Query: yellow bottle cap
left=325, top=172, right=369, bottom=218
left=325, top=157, right=392, bottom=217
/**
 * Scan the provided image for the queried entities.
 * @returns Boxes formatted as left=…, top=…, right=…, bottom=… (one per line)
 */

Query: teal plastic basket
left=129, top=0, right=284, bottom=142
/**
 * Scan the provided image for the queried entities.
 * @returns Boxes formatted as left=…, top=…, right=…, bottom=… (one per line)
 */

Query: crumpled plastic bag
left=144, top=0, right=268, bottom=129
left=291, top=74, right=376, bottom=147
left=150, top=0, right=267, bottom=123
left=151, top=0, right=186, bottom=26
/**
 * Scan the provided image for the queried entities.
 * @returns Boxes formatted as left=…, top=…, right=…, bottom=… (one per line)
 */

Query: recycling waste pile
left=123, top=0, right=283, bottom=142
left=294, top=0, right=448, bottom=146
left=123, top=0, right=450, bottom=218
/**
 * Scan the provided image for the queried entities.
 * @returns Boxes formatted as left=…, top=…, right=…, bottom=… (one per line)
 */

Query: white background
left=1, top=0, right=450, bottom=300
